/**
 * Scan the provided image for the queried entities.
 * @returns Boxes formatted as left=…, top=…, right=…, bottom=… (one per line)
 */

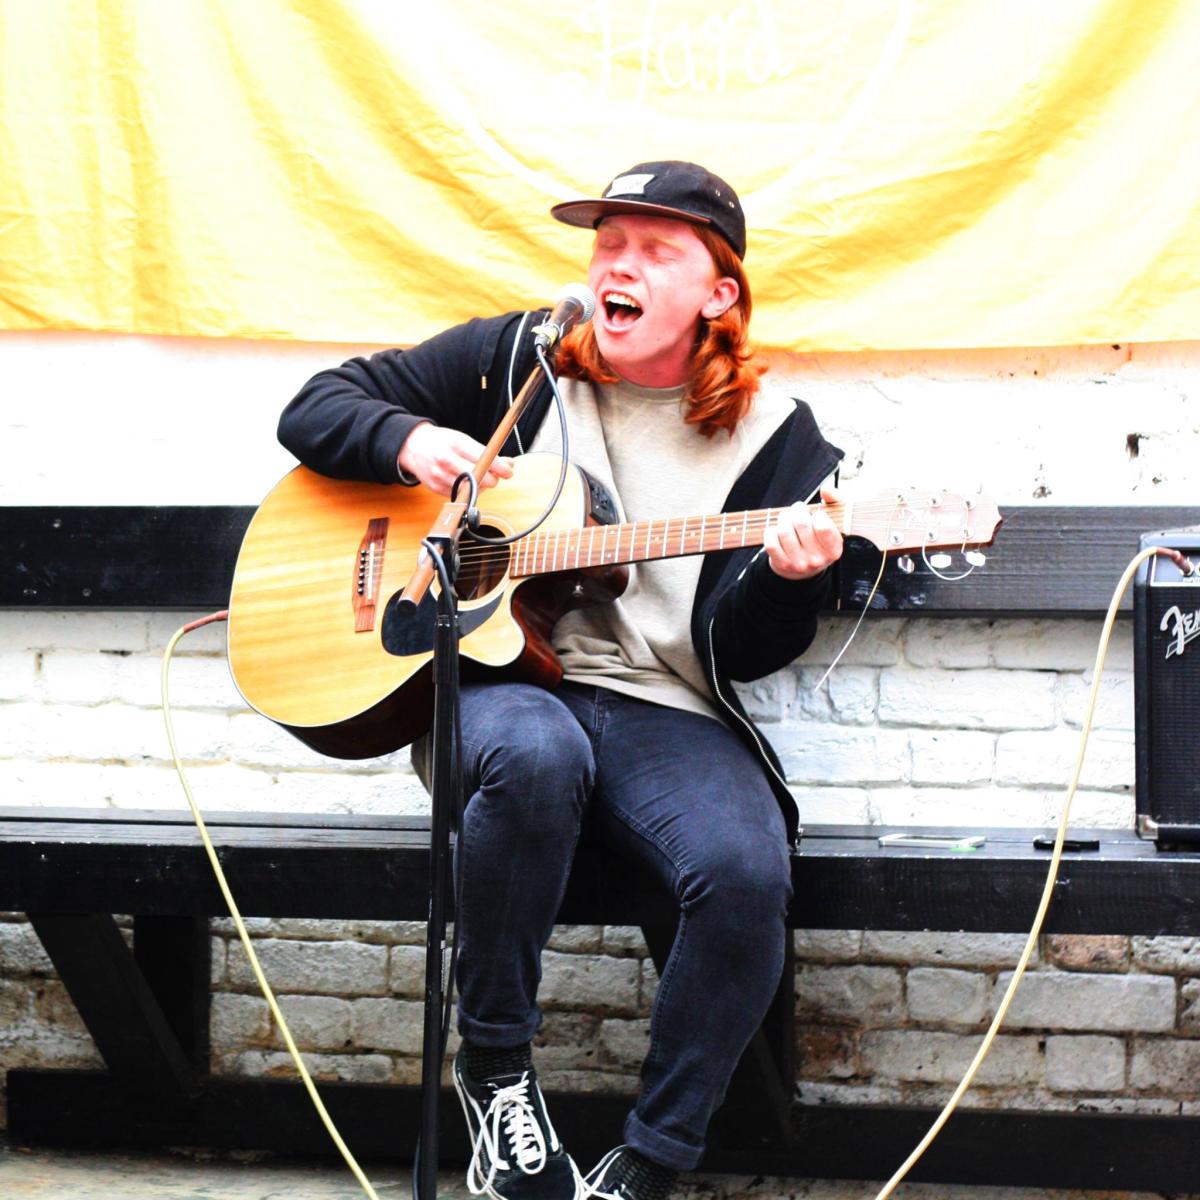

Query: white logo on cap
left=605, top=173, right=655, bottom=197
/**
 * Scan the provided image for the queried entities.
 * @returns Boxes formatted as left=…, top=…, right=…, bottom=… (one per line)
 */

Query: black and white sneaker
left=582, top=1146, right=677, bottom=1200
left=453, top=1048, right=582, bottom=1200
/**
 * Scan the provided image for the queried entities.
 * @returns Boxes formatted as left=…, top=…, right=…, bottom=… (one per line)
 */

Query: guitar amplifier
left=1134, top=529, right=1200, bottom=845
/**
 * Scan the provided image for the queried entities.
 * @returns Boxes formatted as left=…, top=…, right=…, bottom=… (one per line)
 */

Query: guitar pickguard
left=380, top=587, right=504, bottom=656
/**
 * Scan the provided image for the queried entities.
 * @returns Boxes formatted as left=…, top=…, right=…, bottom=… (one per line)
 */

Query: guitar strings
left=437, top=501, right=988, bottom=573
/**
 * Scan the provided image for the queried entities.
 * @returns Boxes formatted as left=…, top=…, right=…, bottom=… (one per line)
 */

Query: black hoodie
left=278, top=311, right=843, bottom=843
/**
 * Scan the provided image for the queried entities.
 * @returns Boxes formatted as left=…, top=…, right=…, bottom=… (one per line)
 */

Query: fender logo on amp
left=1161, top=604, right=1200, bottom=659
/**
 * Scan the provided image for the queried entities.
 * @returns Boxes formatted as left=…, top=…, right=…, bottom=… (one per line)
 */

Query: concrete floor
left=0, top=1140, right=1189, bottom=1200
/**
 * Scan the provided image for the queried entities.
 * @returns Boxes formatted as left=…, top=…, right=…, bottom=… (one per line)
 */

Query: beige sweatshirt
left=530, top=376, right=794, bottom=719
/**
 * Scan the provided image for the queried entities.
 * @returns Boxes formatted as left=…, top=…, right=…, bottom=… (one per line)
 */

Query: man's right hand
left=398, top=422, right=515, bottom=496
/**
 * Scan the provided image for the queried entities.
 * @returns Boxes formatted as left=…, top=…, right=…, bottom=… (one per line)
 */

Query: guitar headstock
left=839, top=489, right=1003, bottom=555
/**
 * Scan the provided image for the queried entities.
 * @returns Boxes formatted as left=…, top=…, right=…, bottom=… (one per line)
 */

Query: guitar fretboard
left=511, top=504, right=846, bottom=577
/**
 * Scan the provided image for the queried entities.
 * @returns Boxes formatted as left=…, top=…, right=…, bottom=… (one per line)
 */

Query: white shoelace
left=581, top=1146, right=626, bottom=1200
left=466, top=1073, right=549, bottom=1197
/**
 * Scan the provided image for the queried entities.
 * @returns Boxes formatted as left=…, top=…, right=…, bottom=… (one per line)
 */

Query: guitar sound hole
left=456, top=525, right=511, bottom=600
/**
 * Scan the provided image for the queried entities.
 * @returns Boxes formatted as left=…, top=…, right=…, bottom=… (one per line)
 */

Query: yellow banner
left=1, top=0, right=1198, bottom=350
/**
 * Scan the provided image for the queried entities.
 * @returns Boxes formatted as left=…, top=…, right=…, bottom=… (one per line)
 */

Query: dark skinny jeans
left=451, top=680, right=792, bottom=1171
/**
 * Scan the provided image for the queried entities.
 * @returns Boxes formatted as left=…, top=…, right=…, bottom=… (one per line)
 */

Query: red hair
left=555, top=225, right=765, bottom=438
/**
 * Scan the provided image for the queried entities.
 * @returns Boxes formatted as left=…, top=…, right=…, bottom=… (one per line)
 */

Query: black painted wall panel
left=3, top=504, right=1199, bottom=614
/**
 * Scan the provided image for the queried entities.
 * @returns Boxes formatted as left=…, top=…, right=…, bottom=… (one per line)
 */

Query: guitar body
left=227, top=455, right=624, bottom=759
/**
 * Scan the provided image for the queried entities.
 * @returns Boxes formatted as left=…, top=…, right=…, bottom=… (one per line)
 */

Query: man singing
left=278, top=160, right=843, bottom=1200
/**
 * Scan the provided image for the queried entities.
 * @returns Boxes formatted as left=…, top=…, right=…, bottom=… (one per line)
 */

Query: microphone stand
left=407, top=345, right=560, bottom=1200
left=414, top=518, right=465, bottom=1200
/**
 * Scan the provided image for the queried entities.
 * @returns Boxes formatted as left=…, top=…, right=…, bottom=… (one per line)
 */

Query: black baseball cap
left=551, top=161, right=747, bottom=260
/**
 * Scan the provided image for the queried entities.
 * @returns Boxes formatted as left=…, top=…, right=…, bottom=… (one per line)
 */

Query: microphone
left=532, top=284, right=596, bottom=350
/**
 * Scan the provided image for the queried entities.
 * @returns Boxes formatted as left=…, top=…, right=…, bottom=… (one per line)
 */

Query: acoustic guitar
left=227, top=453, right=1001, bottom=759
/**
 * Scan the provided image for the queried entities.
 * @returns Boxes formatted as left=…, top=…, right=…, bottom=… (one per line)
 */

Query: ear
left=701, top=276, right=739, bottom=320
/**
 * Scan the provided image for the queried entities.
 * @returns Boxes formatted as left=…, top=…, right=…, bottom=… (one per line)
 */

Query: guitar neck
left=511, top=502, right=845, bottom=577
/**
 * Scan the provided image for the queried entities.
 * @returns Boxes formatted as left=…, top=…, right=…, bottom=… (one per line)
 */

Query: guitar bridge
left=353, top=518, right=390, bottom=633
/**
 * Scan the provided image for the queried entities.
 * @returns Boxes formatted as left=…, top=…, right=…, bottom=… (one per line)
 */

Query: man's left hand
left=763, top=487, right=844, bottom=581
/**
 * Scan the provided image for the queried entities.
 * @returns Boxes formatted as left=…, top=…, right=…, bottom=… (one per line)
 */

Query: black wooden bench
left=4, top=502, right=1200, bottom=1191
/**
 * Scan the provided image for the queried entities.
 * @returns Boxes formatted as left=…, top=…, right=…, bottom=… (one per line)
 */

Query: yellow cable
left=873, top=544, right=1178, bottom=1199
left=161, top=612, right=381, bottom=1200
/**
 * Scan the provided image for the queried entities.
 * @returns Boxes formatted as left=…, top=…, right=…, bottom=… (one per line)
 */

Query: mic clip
left=531, top=320, right=564, bottom=351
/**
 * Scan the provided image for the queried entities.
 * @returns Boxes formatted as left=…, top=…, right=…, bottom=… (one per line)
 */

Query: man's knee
left=467, top=685, right=594, bottom=827
left=681, top=831, right=791, bottom=921
left=478, top=719, right=593, bottom=799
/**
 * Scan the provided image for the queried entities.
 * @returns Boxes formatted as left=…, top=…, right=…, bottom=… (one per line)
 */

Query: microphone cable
left=463, top=342, right=573, bottom=548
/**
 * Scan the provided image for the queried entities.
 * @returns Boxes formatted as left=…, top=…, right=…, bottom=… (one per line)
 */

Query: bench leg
left=27, top=912, right=207, bottom=1104
left=133, top=914, right=212, bottom=1066
left=639, top=912, right=795, bottom=1153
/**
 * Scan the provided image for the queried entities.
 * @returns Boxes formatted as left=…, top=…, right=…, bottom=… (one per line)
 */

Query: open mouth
left=603, top=291, right=643, bottom=328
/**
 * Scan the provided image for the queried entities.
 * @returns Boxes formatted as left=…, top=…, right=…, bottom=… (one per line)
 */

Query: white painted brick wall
left=1134, top=937, right=1200, bottom=973
left=1129, top=1040, right=1200, bottom=1092
left=273, top=995, right=354, bottom=1051
left=792, top=786, right=872, bottom=825
left=993, top=972, right=1176, bottom=1033
left=539, top=951, right=642, bottom=1016
left=222, top=1049, right=395, bottom=1084
left=224, top=939, right=389, bottom=996
left=879, top=668, right=1058, bottom=730
left=909, top=730, right=995, bottom=786
left=995, top=730, right=1134, bottom=790
left=906, top=967, right=988, bottom=1026
left=598, top=1017, right=651, bottom=1072
left=1045, top=1035, right=1126, bottom=1092
left=824, top=668, right=877, bottom=725
left=795, top=965, right=904, bottom=1024
left=904, top=622, right=994, bottom=669
left=3, top=334, right=1200, bottom=1125
left=348, top=998, right=426, bottom=1055
left=860, top=1030, right=1044, bottom=1087
left=861, top=932, right=1031, bottom=969
left=772, top=727, right=910, bottom=785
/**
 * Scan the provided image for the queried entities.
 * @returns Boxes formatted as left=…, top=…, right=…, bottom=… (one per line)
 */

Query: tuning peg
left=929, top=552, right=952, bottom=569
left=964, top=550, right=987, bottom=567
left=897, top=554, right=915, bottom=574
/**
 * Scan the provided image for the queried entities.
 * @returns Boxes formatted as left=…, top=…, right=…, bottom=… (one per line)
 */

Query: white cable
left=507, top=310, right=533, bottom=453
left=812, top=548, right=887, bottom=692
